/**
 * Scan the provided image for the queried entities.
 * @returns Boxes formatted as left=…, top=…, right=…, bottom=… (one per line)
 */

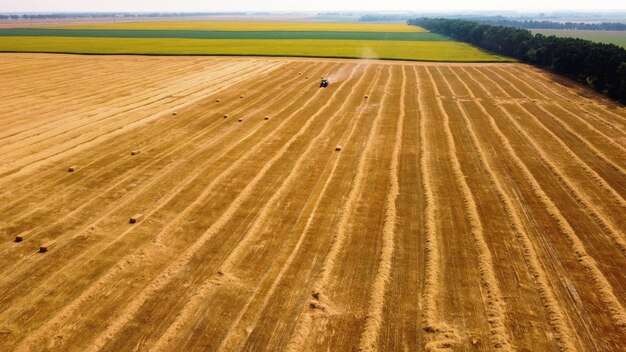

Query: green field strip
left=46, top=21, right=425, bottom=32
left=0, top=28, right=450, bottom=41
left=531, top=29, right=626, bottom=48
left=0, top=37, right=513, bottom=62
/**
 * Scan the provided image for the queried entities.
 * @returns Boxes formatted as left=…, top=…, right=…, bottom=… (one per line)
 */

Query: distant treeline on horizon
left=361, top=15, right=626, bottom=31
left=471, top=17, right=626, bottom=31
left=359, top=14, right=411, bottom=22
left=0, top=13, right=250, bottom=20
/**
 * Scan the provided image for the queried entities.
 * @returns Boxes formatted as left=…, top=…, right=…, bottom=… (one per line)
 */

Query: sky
left=1, top=0, right=625, bottom=13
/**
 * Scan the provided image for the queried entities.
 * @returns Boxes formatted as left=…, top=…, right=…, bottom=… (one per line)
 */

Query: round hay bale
left=216, top=99, right=221, bottom=103
left=223, top=114, right=229, bottom=118
left=364, top=95, right=369, bottom=99
left=172, top=112, right=177, bottom=116
left=264, top=116, right=269, bottom=120
left=335, top=146, right=342, bottom=152
left=240, top=95, right=244, bottom=99
left=238, top=118, right=243, bottom=122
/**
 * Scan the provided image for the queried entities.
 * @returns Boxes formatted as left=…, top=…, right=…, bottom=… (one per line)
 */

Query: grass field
left=47, top=20, right=426, bottom=32
left=531, top=29, right=626, bottom=48
left=1, top=53, right=625, bottom=352
left=0, top=36, right=511, bottom=61
left=0, top=28, right=450, bottom=41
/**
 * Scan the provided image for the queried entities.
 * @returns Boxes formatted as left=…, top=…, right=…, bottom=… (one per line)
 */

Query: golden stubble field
left=0, top=54, right=625, bottom=352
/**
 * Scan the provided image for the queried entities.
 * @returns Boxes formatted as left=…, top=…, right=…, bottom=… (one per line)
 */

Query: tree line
left=475, top=18, right=626, bottom=31
left=359, top=14, right=411, bottom=22
left=0, top=13, right=247, bottom=20
left=409, top=18, right=626, bottom=103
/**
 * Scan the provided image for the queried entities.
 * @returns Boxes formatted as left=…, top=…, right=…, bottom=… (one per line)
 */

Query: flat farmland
left=0, top=37, right=505, bottom=62
left=45, top=21, right=428, bottom=32
left=0, top=21, right=510, bottom=62
left=0, top=54, right=625, bottom=352
left=0, top=28, right=449, bottom=41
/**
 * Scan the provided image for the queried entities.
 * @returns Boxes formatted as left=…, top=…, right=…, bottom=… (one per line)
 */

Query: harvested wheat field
left=0, top=53, right=625, bottom=352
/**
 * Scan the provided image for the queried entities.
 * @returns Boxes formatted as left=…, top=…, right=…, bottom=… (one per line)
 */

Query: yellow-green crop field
left=0, top=37, right=511, bottom=62
left=47, top=21, right=427, bottom=32
left=0, top=21, right=512, bottom=62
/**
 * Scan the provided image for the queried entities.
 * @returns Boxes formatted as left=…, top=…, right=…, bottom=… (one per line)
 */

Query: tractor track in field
left=471, top=68, right=626, bottom=329
left=448, top=66, right=581, bottom=352
left=428, top=66, right=514, bottom=351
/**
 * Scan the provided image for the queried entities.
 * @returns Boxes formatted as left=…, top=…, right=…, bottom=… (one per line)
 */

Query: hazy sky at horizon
left=2, top=0, right=626, bottom=13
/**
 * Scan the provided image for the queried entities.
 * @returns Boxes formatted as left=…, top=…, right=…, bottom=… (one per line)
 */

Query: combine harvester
left=319, top=78, right=329, bottom=88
